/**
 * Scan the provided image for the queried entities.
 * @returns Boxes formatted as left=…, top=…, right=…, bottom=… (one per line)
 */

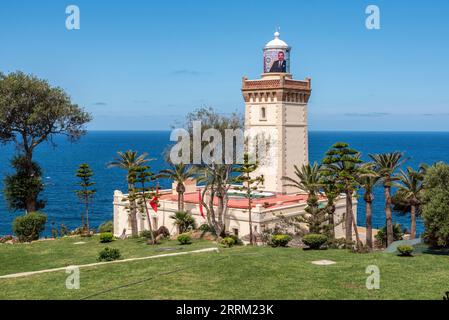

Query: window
left=232, top=228, right=239, bottom=236
left=260, top=107, right=267, bottom=120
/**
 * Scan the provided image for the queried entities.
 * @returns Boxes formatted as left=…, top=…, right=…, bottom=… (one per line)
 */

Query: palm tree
left=282, top=162, right=322, bottom=196
left=157, top=163, right=196, bottom=212
left=395, top=167, right=424, bottom=239
left=369, top=152, right=407, bottom=246
left=170, top=211, right=196, bottom=234
left=358, top=174, right=380, bottom=249
left=108, top=150, right=151, bottom=236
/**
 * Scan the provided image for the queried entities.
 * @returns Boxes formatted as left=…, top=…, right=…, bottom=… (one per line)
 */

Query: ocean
left=1, top=131, right=449, bottom=237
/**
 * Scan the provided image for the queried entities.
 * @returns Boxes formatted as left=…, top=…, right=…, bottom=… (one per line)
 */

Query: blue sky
left=1, top=0, right=448, bottom=131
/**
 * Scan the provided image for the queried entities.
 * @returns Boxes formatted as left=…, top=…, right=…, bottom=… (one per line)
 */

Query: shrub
left=177, top=233, right=192, bottom=245
left=375, top=224, right=404, bottom=248
left=97, top=247, right=121, bottom=262
left=397, top=244, right=414, bottom=257
left=12, top=212, right=47, bottom=242
left=98, top=220, right=113, bottom=233
left=140, top=230, right=154, bottom=239
left=221, top=236, right=236, bottom=248
left=327, top=237, right=348, bottom=249
left=270, top=234, right=292, bottom=247
left=199, top=224, right=212, bottom=232
left=302, top=234, right=328, bottom=250
left=99, top=232, right=114, bottom=243
left=225, top=233, right=242, bottom=246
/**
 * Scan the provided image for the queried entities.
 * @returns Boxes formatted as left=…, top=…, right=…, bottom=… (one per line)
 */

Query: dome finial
left=274, top=27, right=280, bottom=38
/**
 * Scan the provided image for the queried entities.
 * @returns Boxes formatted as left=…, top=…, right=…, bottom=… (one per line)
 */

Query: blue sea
left=1, top=131, right=449, bottom=237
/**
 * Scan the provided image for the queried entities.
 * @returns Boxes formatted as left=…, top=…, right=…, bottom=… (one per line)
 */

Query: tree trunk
left=410, top=204, right=416, bottom=240
left=327, top=202, right=336, bottom=240
left=24, top=151, right=37, bottom=213
left=142, top=195, right=155, bottom=244
left=345, top=192, right=353, bottom=244
left=352, top=211, right=362, bottom=251
left=248, top=196, right=253, bottom=245
left=128, top=183, right=138, bottom=237
left=180, top=192, right=185, bottom=212
left=85, top=197, right=90, bottom=233
left=365, top=198, right=373, bottom=249
left=384, top=185, right=394, bottom=246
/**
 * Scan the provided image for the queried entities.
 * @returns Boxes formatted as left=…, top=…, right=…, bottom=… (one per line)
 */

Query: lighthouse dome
left=264, top=31, right=289, bottom=49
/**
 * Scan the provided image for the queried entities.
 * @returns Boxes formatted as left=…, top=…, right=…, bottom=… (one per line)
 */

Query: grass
left=1, top=237, right=449, bottom=300
left=0, top=235, right=214, bottom=276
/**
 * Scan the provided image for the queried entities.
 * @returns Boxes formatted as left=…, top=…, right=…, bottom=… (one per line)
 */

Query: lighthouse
left=242, top=31, right=312, bottom=194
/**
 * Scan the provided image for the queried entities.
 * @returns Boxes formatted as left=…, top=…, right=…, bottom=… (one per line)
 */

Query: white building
left=113, top=32, right=357, bottom=240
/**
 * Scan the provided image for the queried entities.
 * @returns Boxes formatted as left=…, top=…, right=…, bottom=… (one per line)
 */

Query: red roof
left=159, top=190, right=314, bottom=209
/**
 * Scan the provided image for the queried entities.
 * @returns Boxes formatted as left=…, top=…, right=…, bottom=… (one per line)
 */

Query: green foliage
left=177, top=233, right=192, bottom=245
left=12, top=212, right=47, bottom=242
left=140, top=230, right=154, bottom=239
left=232, top=153, right=264, bottom=245
left=108, top=150, right=152, bottom=237
left=221, top=236, right=236, bottom=248
left=0, top=72, right=91, bottom=212
left=282, top=163, right=330, bottom=235
left=170, top=211, right=196, bottom=234
left=75, top=163, right=96, bottom=232
left=97, top=247, right=121, bottom=262
left=3, top=155, right=45, bottom=211
left=270, top=234, right=292, bottom=247
left=302, top=234, right=328, bottom=250
left=421, top=162, right=449, bottom=247
left=99, top=232, right=114, bottom=243
left=397, top=245, right=414, bottom=257
left=98, top=220, right=113, bottom=233
left=282, top=162, right=323, bottom=196
left=375, top=224, right=404, bottom=247
left=199, top=224, right=212, bottom=233
left=225, top=234, right=242, bottom=246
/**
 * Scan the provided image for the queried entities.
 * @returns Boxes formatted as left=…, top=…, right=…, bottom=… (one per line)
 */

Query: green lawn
left=0, top=235, right=214, bottom=276
left=1, top=238, right=449, bottom=300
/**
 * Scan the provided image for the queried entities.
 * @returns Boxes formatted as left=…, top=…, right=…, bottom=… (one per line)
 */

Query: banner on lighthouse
left=264, top=49, right=290, bottom=73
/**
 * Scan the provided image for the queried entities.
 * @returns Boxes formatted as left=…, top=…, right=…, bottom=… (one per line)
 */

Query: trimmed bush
left=140, top=230, right=154, bottom=239
left=12, top=212, right=47, bottom=242
left=97, top=247, right=121, bottom=262
left=99, top=232, right=114, bottom=243
left=221, top=236, right=236, bottom=248
left=177, top=233, right=192, bottom=245
left=199, top=224, right=212, bottom=233
left=98, top=220, right=113, bottom=233
left=397, top=244, right=414, bottom=257
left=270, top=234, right=292, bottom=247
left=302, top=234, right=328, bottom=250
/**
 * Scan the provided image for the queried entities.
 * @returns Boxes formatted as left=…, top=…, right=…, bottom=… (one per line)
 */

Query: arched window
left=260, top=107, right=267, bottom=120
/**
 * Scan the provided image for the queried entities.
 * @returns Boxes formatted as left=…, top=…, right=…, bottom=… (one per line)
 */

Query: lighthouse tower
left=242, top=31, right=312, bottom=194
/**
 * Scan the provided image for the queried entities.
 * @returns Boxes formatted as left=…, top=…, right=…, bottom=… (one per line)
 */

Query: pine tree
left=75, top=164, right=96, bottom=233
left=233, top=154, right=264, bottom=245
